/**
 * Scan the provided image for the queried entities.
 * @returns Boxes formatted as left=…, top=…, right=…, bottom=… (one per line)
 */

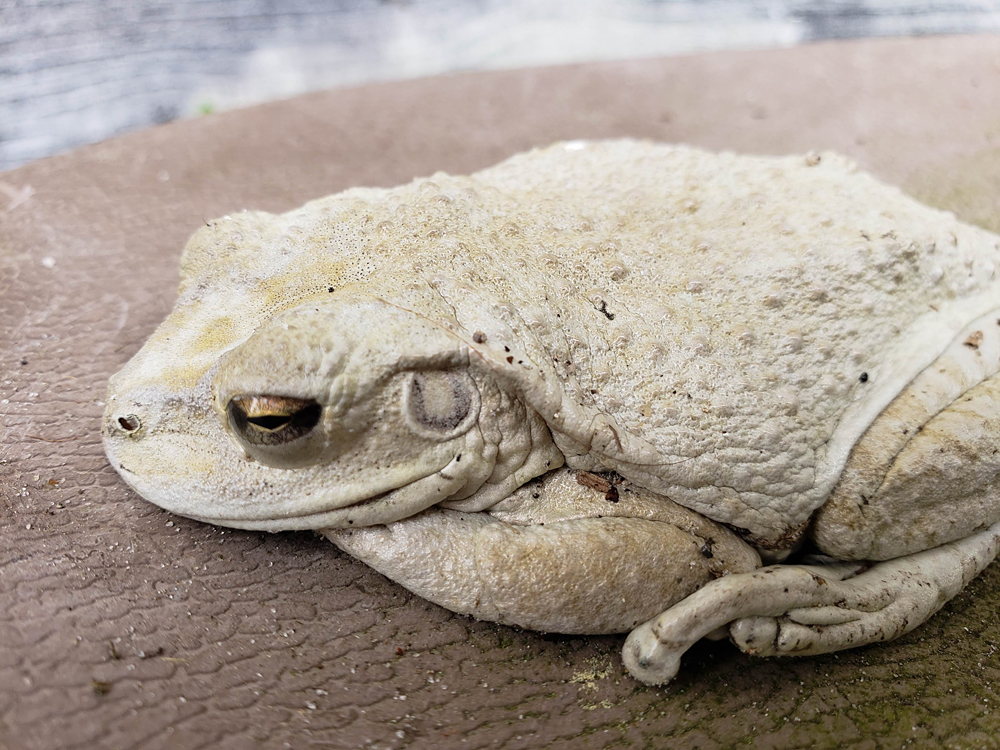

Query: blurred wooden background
left=3, top=0, right=1000, bottom=171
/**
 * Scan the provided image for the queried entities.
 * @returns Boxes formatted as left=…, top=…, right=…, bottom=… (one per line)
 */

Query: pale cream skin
left=104, top=140, right=1000, bottom=684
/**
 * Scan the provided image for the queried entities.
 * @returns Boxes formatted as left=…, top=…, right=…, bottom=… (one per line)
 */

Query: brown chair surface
left=3, top=35, right=1000, bottom=750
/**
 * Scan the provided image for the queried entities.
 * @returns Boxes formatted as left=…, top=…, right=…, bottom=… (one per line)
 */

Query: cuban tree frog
left=103, top=140, right=1000, bottom=684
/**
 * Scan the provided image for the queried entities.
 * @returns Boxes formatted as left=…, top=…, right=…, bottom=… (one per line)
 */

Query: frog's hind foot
left=622, top=520, right=1000, bottom=686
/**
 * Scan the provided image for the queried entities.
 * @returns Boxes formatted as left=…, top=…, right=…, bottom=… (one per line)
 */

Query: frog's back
left=422, top=141, right=1000, bottom=541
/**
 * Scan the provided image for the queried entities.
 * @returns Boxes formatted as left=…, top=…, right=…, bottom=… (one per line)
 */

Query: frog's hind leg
left=623, top=521, right=1000, bottom=685
left=625, top=319, right=1000, bottom=685
left=814, top=331, right=1000, bottom=561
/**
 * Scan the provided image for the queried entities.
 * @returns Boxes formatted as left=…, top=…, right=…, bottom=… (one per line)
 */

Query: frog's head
left=103, top=291, right=563, bottom=531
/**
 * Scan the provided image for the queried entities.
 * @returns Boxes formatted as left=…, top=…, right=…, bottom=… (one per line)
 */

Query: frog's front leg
left=623, top=522, right=1000, bottom=684
left=323, top=468, right=760, bottom=635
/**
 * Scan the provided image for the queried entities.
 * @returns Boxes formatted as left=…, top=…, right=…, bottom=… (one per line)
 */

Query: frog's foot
left=623, top=520, right=1000, bottom=685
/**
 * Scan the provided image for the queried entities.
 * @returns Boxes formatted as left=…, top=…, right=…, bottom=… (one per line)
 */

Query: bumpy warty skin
left=103, top=140, right=1000, bottom=546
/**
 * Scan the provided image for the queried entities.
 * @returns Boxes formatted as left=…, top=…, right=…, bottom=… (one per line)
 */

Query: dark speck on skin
left=859, top=372, right=869, bottom=383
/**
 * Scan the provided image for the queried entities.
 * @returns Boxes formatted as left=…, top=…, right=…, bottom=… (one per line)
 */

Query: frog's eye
left=404, top=370, right=479, bottom=440
left=227, top=395, right=322, bottom=447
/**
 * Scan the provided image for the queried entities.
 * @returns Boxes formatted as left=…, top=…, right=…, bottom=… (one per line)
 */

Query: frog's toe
left=730, top=602, right=905, bottom=657
left=621, top=561, right=861, bottom=685
left=621, top=634, right=684, bottom=687
left=730, top=520, right=1000, bottom=657
left=622, top=521, right=1000, bottom=685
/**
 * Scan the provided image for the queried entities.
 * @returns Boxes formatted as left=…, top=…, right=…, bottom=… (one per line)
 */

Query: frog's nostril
left=116, top=414, right=142, bottom=433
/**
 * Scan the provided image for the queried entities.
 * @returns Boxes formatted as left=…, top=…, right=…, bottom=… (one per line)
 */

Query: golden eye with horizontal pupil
left=227, top=395, right=322, bottom=446
left=406, top=370, right=478, bottom=437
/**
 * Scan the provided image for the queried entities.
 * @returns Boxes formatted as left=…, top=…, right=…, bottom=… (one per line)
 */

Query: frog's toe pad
left=621, top=635, right=684, bottom=687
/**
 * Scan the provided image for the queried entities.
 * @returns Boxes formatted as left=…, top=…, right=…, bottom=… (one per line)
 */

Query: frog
left=102, top=139, right=1000, bottom=685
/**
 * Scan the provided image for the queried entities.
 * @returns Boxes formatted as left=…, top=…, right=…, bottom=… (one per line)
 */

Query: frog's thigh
left=815, top=323, right=1000, bottom=561
left=624, top=326, right=1000, bottom=686
left=324, top=469, right=759, bottom=634
left=624, top=520, right=1000, bottom=685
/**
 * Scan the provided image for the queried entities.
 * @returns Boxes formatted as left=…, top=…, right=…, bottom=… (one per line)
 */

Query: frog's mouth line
left=139, top=453, right=471, bottom=532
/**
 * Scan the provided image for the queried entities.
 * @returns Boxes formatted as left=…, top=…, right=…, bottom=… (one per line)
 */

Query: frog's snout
left=102, top=390, right=156, bottom=479
left=104, top=391, right=149, bottom=439
left=102, top=383, right=194, bottom=449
